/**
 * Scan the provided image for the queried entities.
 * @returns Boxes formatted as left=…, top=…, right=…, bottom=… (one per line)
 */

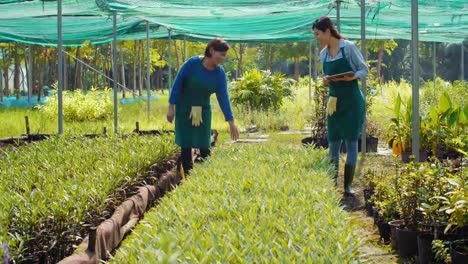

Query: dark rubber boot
left=344, top=164, right=356, bottom=196
left=331, top=161, right=338, bottom=186
left=180, top=148, right=193, bottom=175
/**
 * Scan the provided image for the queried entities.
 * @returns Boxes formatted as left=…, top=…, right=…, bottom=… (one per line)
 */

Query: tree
left=278, top=42, right=309, bottom=81
left=358, top=39, right=397, bottom=83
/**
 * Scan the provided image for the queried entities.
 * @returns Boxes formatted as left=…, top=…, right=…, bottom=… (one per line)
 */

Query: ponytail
left=312, top=16, right=345, bottom=40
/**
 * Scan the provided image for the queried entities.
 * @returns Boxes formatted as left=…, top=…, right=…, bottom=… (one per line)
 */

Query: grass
left=110, top=144, right=361, bottom=263
left=0, top=92, right=233, bottom=138
left=0, top=82, right=315, bottom=139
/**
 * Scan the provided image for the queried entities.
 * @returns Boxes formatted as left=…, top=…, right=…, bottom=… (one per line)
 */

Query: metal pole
left=57, top=0, right=64, bottom=134
left=146, top=21, right=151, bottom=118
left=308, top=37, right=312, bottom=104
left=183, top=36, right=187, bottom=61
left=360, top=0, right=367, bottom=154
left=411, top=0, right=420, bottom=161
left=28, top=45, right=32, bottom=106
left=168, top=28, right=172, bottom=92
left=433, top=42, right=436, bottom=90
left=112, top=13, right=119, bottom=134
left=461, top=43, right=465, bottom=81
left=336, top=0, right=342, bottom=32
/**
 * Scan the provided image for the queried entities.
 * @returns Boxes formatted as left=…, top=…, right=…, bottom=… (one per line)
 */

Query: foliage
left=432, top=239, right=451, bottom=263
left=387, top=93, right=413, bottom=151
left=0, top=134, right=178, bottom=262
left=423, top=91, right=467, bottom=156
left=433, top=166, right=468, bottom=233
left=111, top=144, right=360, bottom=263
left=369, top=161, right=400, bottom=222
left=306, top=78, right=327, bottom=139
left=230, top=69, right=294, bottom=114
left=37, top=84, right=115, bottom=122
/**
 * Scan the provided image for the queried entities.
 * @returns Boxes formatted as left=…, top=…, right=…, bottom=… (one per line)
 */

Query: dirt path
left=339, top=150, right=400, bottom=264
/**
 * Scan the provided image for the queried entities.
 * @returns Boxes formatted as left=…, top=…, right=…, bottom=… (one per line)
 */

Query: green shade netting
left=0, top=0, right=466, bottom=46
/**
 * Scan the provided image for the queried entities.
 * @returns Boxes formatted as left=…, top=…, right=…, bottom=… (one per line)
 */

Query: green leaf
left=394, top=94, right=401, bottom=119
left=438, top=91, right=451, bottom=113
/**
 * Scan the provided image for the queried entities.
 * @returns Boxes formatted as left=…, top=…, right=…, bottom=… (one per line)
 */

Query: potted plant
left=388, top=94, right=429, bottom=162
left=302, top=79, right=328, bottom=148
left=417, top=160, right=452, bottom=263
left=434, top=165, right=468, bottom=264
left=370, top=166, right=399, bottom=245
left=424, top=92, right=467, bottom=160
left=394, top=161, right=428, bottom=257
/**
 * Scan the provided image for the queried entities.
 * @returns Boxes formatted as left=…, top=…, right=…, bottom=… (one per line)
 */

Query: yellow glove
left=327, top=96, right=337, bottom=116
left=189, top=106, right=203, bottom=127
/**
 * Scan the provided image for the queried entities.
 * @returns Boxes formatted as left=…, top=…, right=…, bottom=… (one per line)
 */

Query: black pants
left=180, top=148, right=210, bottom=174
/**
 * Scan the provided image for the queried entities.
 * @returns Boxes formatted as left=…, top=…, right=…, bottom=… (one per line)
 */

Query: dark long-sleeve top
left=169, top=56, right=234, bottom=122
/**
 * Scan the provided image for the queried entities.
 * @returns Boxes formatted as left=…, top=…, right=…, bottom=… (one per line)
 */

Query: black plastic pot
left=365, top=202, right=374, bottom=217
left=366, top=136, right=379, bottom=153
left=401, top=150, right=429, bottom=163
left=388, top=220, right=405, bottom=251
left=417, top=233, right=435, bottom=264
left=450, top=239, right=468, bottom=264
left=377, top=220, right=391, bottom=244
left=363, top=188, right=374, bottom=201
left=340, top=136, right=379, bottom=153
left=301, top=137, right=328, bottom=148
left=396, top=227, right=419, bottom=257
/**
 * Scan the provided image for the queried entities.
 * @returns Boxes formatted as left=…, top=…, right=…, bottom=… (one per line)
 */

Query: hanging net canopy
left=0, top=0, right=466, bottom=46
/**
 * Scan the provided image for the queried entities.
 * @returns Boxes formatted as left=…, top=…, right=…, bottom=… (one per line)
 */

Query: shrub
left=37, top=86, right=115, bottom=122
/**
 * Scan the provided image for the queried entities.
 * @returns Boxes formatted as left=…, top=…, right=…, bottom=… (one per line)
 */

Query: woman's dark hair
left=204, top=38, right=230, bottom=57
left=312, top=16, right=344, bottom=39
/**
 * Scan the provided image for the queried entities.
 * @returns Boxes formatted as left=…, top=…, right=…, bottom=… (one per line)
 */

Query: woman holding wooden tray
left=312, top=16, right=368, bottom=196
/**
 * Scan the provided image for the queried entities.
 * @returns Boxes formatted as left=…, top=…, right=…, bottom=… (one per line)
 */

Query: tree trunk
left=0, top=69, right=3, bottom=102
left=237, top=43, right=245, bottom=78
left=174, top=40, right=180, bottom=71
left=120, top=43, right=126, bottom=98
left=38, top=47, right=46, bottom=101
left=294, top=57, right=300, bottom=81
left=377, top=42, right=385, bottom=84
left=132, top=43, right=137, bottom=97
left=93, top=47, right=99, bottom=88
left=3, top=66, right=9, bottom=97
left=75, top=47, right=83, bottom=91
left=267, top=44, right=275, bottom=71
left=138, top=41, right=143, bottom=96
left=14, top=44, right=21, bottom=100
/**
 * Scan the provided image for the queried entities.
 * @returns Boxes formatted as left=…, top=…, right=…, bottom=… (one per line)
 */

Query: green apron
left=323, top=47, right=365, bottom=142
left=175, top=58, right=217, bottom=149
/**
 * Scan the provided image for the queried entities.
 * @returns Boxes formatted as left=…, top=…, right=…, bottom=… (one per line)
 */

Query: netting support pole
left=57, top=0, right=64, bottom=134
left=146, top=21, right=151, bottom=119
left=308, top=37, right=312, bottom=104
left=336, top=0, right=342, bottom=32
left=112, top=13, right=119, bottom=134
left=461, top=43, right=465, bottom=81
left=168, top=28, right=172, bottom=92
left=411, top=0, right=420, bottom=161
left=183, top=36, right=187, bottom=62
left=433, top=42, right=436, bottom=90
left=28, top=45, right=32, bottom=106
left=360, top=0, right=367, bottom=156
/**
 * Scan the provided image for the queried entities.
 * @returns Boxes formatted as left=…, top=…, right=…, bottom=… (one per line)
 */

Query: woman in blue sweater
left=312, top=17, right=368, bottom=196
left=167, top=38, right=239, bottom=174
